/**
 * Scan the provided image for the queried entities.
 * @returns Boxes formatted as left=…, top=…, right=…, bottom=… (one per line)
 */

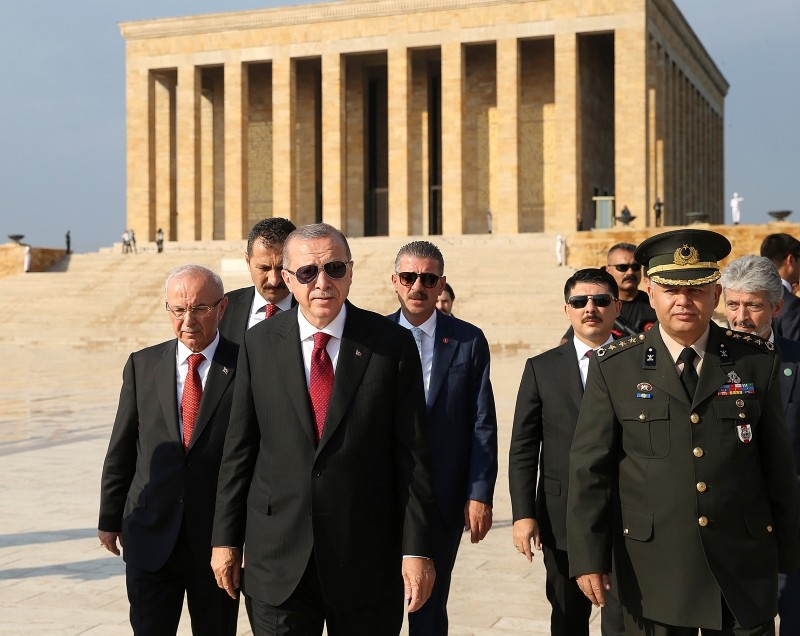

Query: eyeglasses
left=610, top=263, right=642, bottom=273
left=166, top=298, right=223, bottom=319
left=567, top=294, right=615, bottom=309
left=396, top=272, right=441, bottom=288
left=285, top=260, right=350, bottom=285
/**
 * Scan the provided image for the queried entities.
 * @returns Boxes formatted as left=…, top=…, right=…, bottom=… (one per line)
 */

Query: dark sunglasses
left=567, top=294, right=614, bottom=309
left=285, top=260, right=350, bottom=285
left=610, top=263, right=642, bottom=273
left=397, top=272, right=441, bottom=288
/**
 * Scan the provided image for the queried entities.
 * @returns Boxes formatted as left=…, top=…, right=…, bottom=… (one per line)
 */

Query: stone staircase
left=2, top=233, right=575, bottom=356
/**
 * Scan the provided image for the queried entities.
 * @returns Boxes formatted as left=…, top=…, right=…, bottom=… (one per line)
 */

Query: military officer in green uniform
left=567, top=228, right=800, bottom=634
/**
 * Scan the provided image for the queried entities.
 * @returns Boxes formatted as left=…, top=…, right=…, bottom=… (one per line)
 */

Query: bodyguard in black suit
left=99, top=264, right=239, bottom=635
left=211, top=224, right=437, bottom=636
left=568, top=230, right=800, bottom=634
left=219, top=217, right=296, bottom=345
left=510, top=268, right=624, bottom=636
left=761, top=233, right=800, bottom=341
left=720, top=254, right=800, bottom=635
left=388, top=240, right=498, bottom=635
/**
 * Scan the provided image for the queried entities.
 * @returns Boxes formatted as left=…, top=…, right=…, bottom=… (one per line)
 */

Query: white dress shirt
left=296, top=304, right=347, bottom=386
left=247, top=291, right=294, bottom=330
left=574, top=334, right=614, bottom=388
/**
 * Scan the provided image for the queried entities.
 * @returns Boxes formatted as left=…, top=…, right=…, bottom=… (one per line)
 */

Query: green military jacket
left=567, top=321, right=800, bottom=629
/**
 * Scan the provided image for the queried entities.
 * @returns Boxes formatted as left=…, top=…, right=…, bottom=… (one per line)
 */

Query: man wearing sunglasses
left=387, top=240, right=498, bottom=635
left=219, top=217, right=297, bottom=345
left=510, top=268, right=624, bottom=636
left=211, top=224, right=437, bottom=635
left=99, top=264, right=240, bottom=635
left=605, top=242, right=656, bottom=334
left=568, top=229, right=800, bottom=634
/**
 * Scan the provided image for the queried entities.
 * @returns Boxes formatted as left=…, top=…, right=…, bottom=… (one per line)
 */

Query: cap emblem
left=674, top=244, right=700, bottom=266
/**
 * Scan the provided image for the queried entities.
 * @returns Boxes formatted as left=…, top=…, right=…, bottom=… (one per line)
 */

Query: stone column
left=614, top=25, right=648, bottom=226
left=441, top=42, right=463, bottom=234
left=176, top=65, right=199, bottom=241
left=495, top=38, right=520, bottom=233
left=388, top=46, right=411, bottom=236
left=224, top=60, right=246, bottom=240
left=553, top=33, right=578, bottom=231
left=321, top=52, right=344, bottom=230
left=272, top=55, right=296, bottom=221
left=126, top=65, right=151, bottom=238
left=152, top=72, right=176, bottom=241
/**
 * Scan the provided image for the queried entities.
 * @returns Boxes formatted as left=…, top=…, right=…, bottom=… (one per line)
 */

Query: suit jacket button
left=623, top=528, right=629, bottom=535
left=696, top=482, right=707, bottom=492
left=767, top=525, right=773, bottom=533
left=693, top=447, right=704, bottom=458
left=690, top=413, right=700, bottom=424
left=698, top=516, right=709, bottom=527
left=312, top=469, right=321, bottom=478
left=178, top=495, right=184, bottom=504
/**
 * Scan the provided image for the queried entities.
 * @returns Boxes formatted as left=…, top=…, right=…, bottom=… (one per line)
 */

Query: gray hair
left=394, top=240, right=445, bottom=275
left=283, top=223, right=352, bottom=267
left=164, top=264, right=224, bottom=298
left=719, top=255, right=783, bottom=306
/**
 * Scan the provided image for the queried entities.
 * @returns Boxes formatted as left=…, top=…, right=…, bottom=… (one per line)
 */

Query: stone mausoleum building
left=120, top=0, right=727, bottom=241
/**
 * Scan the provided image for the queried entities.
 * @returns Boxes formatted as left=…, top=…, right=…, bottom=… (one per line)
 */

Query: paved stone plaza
left=0, top=343, right=604, bottom=634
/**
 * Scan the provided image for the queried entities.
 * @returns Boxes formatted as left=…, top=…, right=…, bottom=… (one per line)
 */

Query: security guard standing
left=567, top=228, right=800, bottom=634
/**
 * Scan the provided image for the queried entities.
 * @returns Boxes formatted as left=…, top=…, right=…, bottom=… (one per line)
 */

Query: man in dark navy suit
left=761, top=233, right=800, bottom=341
left=387, top=240, right=498, bottom=635
left=219, top=217, right=296, bottom=345
left=721, top=254, right=800, bottom=636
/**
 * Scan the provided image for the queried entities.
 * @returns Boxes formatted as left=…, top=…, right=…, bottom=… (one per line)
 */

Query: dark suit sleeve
left=508, top=358, right=543, bottom=521
left=566, top=354, right=619, bottom=576
left=98, top=353, right=139, bottom=532
left=466, top=330, right=498, bottom=505
left=211, top=337, right=259, bottom=548
left=395, top=332, right=437, bottom=557
left=760, top=351, right=800, bottom=572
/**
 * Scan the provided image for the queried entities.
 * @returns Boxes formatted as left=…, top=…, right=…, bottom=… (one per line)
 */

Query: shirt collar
left=298, top=303, right=347, bottom=341
left=572, top=334, right=613, bottom=360
left=177, top=331, right=220, bottom=365
left=397, top=310, right=437, bottom=338
left=252, top=290, right=294, bottom=314
left=659, top=323, right=711, bottom=363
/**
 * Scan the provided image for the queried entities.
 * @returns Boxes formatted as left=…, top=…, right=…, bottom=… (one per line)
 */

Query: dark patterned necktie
left=678, top=347, right=698, bottom=400
left=265, top=304, right=279, bottom=319
left=309, top=333, right=333, bottom=442
left=182, top=353, right=204, bottom=449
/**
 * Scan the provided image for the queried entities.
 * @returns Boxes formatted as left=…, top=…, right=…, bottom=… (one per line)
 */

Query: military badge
left=736, top=424, right=753, bottom=444
left=785, top=367, right=793, bottom=377
left=727, top=371, right=741, bottom=384
left=637, top=382, right=653, bottom=392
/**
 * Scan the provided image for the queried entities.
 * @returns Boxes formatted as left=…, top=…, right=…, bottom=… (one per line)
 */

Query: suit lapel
left=274, top=309, right=318, bottom=446
left=556, top=343, right=584, bottom=411
left=239, top=287, right=256, bottom=333
left=640, top=327, right=690, bottom=405
left=693, top=324, right=732, bottom=407
left=319, top=307, right=373, bottom=452
left=428, top=313, right=457, bottom=409
left=187, top=337, right=237, bottom=451
left=155, top=341, right=181, bottom=444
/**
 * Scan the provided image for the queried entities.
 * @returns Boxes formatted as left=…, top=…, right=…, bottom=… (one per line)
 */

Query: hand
left=402, top=557, right=436, bottom=612
left=211, top=546, right=243, bottom=600
left=575, top=572, right=611, bottom=607
left=464, top=500, right=492, bottom=543
left=98, top=530, right=123, bottom=556
left=511, top=518, right=541, bottom=562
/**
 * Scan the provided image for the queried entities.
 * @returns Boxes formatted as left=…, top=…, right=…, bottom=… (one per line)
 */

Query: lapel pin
left=222, top=367, right=229, bottom=375
left=442, top=337, right=449, bottom=344
left=785, top=367, right=793, bottom=377
left=355, top=349, right=363, bottom=357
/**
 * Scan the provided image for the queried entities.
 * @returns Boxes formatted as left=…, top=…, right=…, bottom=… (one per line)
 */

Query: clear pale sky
left=1, top=0, right=797, bottom=253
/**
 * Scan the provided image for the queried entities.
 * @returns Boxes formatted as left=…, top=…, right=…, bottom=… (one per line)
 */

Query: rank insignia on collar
left=608, top=344, right=617, bottom=350
left=737, top=424, right=753, bottom=444
left=727, top=370, right=741, bottom=384
left=766, top=340, right=775, bottom=351
left=628, top=337, right=638, bottom=345
left=356, top=349, right=363, bottom=357
left=719, top=343, right=729, bottom=359
left=644, top=347, right=657, bottom=368
left=222, top=367, right=229, bottom=375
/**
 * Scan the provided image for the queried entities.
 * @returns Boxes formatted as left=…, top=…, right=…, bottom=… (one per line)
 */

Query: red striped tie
left=309, top=333, right=333, bottom=442
left=181, top=354, right=204, bottom=449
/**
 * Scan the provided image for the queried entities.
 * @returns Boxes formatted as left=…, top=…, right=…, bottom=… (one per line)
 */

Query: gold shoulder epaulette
left=724, top=329, right=776, bottom=353
left=595, top=333, right=646, bottom=360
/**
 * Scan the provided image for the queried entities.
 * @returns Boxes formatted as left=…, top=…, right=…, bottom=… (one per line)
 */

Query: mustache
left=310, top=291, right=336, bottom=300
left=622, top=275, right=639, bottom=283
left=407, top=291, right=428, bottom=301
left=263, top=281, right=287, bottom=290
left=581, top=314, right=601, bottom=323
left=733, top=319, right=757, bottom=330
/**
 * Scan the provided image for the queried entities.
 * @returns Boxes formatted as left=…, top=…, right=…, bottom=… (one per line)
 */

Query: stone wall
left=0, top=244, right=66, bottom=278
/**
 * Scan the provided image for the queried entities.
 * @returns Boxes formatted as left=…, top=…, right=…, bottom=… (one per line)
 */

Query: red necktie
left=309, top=332, right=333, bottom=442
left=585, top=349, right=593, bottom=358
left=181, top=353, right=204, bottom=450
left=265, top=304, right=279, bottom=319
